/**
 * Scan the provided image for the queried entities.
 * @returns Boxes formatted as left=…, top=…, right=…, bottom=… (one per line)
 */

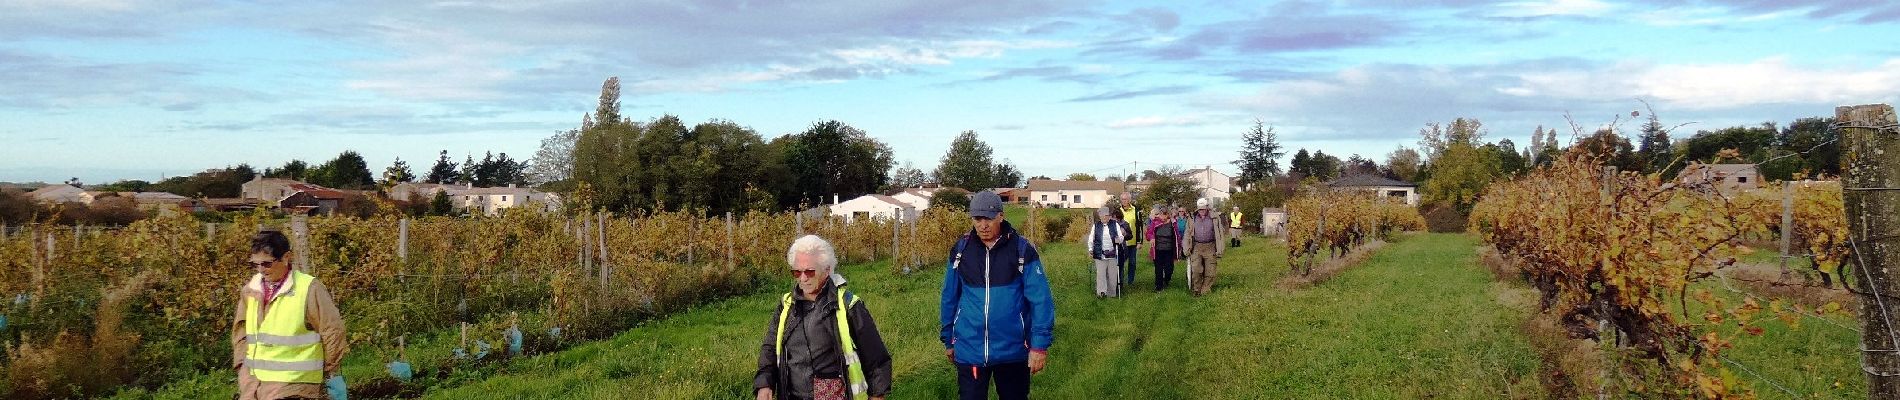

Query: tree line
left=1222, top=109, right=1844, bottom=233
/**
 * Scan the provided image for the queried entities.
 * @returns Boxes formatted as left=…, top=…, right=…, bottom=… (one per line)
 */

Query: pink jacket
left=1144, top=217, right=1183, bottom=260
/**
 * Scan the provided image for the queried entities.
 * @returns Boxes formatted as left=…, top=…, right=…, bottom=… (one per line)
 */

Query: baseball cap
left=968, top=191, right=1004, bottom=219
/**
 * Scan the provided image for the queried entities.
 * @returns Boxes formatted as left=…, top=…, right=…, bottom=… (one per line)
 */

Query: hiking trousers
left=1188, top=241, right=1220, bottom=295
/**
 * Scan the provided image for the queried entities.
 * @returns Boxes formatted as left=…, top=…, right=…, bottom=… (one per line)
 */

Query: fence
left=0, top=205, right=968, bottom=398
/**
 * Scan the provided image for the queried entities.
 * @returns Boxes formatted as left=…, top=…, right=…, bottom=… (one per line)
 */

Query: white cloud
left=1512, top=57, right=1900, bottom=109
left=1490, top=0, right=1614, bottom=18
left=1105, top=115, right=1209, bottom=129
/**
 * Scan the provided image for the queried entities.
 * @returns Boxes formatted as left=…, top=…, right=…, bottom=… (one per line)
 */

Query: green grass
left=412, top=233, right=1545, bottom=399
left=124, top=233, right=1863, bottom=399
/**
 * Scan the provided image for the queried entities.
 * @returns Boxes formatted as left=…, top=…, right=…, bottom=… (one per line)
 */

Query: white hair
left=786, top=234, right=838, bottom=271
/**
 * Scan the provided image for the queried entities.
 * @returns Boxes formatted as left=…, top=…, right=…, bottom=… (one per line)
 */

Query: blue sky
left=4, top=0, right=1898, bottom=184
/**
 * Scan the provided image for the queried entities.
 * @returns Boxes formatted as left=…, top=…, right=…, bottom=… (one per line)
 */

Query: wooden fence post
left=1840, top=103, right=1900, bottom=399
left=1779, top=181, right=1795, bottom=281
left=399, top=218, right=410, bottom=262
left=726, top=212, right=735, bottom=273
left=291, top=214, right=309, bottom=273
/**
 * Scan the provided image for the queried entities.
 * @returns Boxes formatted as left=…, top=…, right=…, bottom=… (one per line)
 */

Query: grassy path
left=418, top=233, right=1543, bottom=399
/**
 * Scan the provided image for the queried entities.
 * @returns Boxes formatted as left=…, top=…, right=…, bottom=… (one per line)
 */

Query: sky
left=4, top=0, right=1899, bottom=185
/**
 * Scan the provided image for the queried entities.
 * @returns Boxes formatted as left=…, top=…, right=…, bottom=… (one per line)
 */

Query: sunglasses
left=790, top=269, right=820, bottom=278
left=246, top=260, right=276, bottom=268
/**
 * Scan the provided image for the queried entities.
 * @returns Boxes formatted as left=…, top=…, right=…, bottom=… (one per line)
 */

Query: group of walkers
left=227, top=189, right=1238, bottom=400
left=757, top=191, right=1052, bottom=400
left=751, top=191, right=1247, bottom=400
left=1087, top=193, right=1242, bottom=298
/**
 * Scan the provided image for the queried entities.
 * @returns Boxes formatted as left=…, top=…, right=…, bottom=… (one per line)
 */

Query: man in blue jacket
left=941, top=191, right=1055, bottom=400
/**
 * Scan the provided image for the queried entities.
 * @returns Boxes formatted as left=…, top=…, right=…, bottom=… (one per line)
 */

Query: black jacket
left=755, top=274, right=892, bottom=399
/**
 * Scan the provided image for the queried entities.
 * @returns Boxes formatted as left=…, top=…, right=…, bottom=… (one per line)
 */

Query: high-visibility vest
left=1231, top=211, right=1243, bottom=229
left=1119, top=206, right=1138, bottom=244
left=774, top=288, right=869, bottom=400
left=243, top=271, right=325, bottom=384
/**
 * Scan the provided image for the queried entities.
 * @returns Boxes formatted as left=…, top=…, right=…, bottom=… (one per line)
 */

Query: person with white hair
left=1183, top=198, right=1225, bottom=296
left=754, top=235, right=893, bottom=400
left=1084, top=206, right=1128, bottom=298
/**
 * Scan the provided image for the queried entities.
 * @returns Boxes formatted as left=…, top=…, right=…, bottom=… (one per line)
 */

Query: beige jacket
left=1184, top=212, right=1225, bottom=256
left=231, top=272, right=348, bottom=400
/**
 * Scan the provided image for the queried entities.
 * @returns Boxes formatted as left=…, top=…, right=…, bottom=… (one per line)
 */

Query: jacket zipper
left=983, top=239, right=992, bottom=365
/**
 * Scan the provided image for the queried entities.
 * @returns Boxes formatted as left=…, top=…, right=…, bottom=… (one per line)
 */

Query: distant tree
left=383, top=157, right=415, bottom=185
left=594, top=77, right=623, bottom=125
left=95, top=180, right=151, bottom=192
left=1572, top=129, right=1640, bottom=172
left=891, top=162, right=928, bottom=189
left=264, top=160, right=308, bottom=181
left=1341, top=154, right=1378, bottom=176
left=932, top=130, right=998, bottom=191
left=1384, top=147, right=1422, bottom=182
left=1779, top=117, right=1840, bottom=177
left=928, top=188, right=972, bottom=211
left=150, top=164, right=252, bottom=198
left=1028, top=175, right=1052, bottom=181
left=458, top=153, right=479, bottom=185
left=1635, top=113, right=1673, bottom=174
left=1419, top=118, right=1498, bottom=212
left=1066, top=173, right=1097, bottom=181
left=1233, top=120, right=1285, bottom=187
left=992, top=160, right=1023, bottom=188
left=1288, top=149, right=1312, bottom=178
left=1296, top=150, right=1340, bottom=181
left=779, top=120, right=894, bottom=209
left=1682, top=123, right=1777, bottom=166
left=1137, top=167, right=1200, bottom=208
left=527, top=128, right=578, bottom=186
left=430, top=190, right=453, bottom=216
left=306, top=150, right=375, bottom=189
left=1489, top=139, right=1528, bottom=177
left=427, top=150, right=459, bottom=184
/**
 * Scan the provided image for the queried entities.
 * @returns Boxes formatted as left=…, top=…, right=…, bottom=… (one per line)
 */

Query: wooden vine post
left=1840, top=103, right=1900, bottom=398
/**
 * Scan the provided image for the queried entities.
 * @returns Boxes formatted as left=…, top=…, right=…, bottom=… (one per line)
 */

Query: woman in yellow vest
left=754, top=235, right=894, bottom=400
left=231, top=230, right=349, bottom=400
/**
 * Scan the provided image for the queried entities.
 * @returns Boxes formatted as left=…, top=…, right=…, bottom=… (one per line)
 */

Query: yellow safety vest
left=243, top=271, right=325, bottom=384
left=774, top=288, right=869, bottom=400
left=1119, top=206, right=1138, bottom=244
left=1231, top=211, right=1243, bottom=229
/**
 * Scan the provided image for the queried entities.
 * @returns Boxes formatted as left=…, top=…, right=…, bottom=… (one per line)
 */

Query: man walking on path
left=233, top=230, right=349, bottom=400
left=941, top=191, right=1056, bottom=400
left=754, top=235, right=894, bottom=400
left=1116, top=193, right=1140, bottom=290
left=1184, top=198, right=1225, bottom=296
left=1228, top=206, right=1244, bottom=248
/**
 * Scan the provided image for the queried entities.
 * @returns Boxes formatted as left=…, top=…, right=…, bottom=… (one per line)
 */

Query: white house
left=387, top=182, right=465, bottom=202
left=1181, top=167, right=1235, bottom=202
left=829, top=194, right=918, bottom=223
left=458, top=185, right=562, bottom=215
left=1025, top=179, right=1124, bottom=209
left=1676, top=163, right=1763, bottom=193
left=241, top=177, right=312, bottom=203
left=889, top=188, right=939, bottom=211
left=1324, top=174, right=1420, bottom=206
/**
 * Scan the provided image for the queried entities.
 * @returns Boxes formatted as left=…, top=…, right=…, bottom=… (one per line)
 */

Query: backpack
left=1154, top=222, right=1176, bottom=251
left=952, top=234, right=1029, bottom=275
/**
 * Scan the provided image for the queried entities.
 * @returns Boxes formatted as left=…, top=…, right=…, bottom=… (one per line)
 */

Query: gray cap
left=968, top=191, right=1004, bottom=219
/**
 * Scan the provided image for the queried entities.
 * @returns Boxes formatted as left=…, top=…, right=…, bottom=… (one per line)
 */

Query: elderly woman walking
left=755, top=235, right=893, bottom=400
left=1085, top=206, right=1129, bottom=298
